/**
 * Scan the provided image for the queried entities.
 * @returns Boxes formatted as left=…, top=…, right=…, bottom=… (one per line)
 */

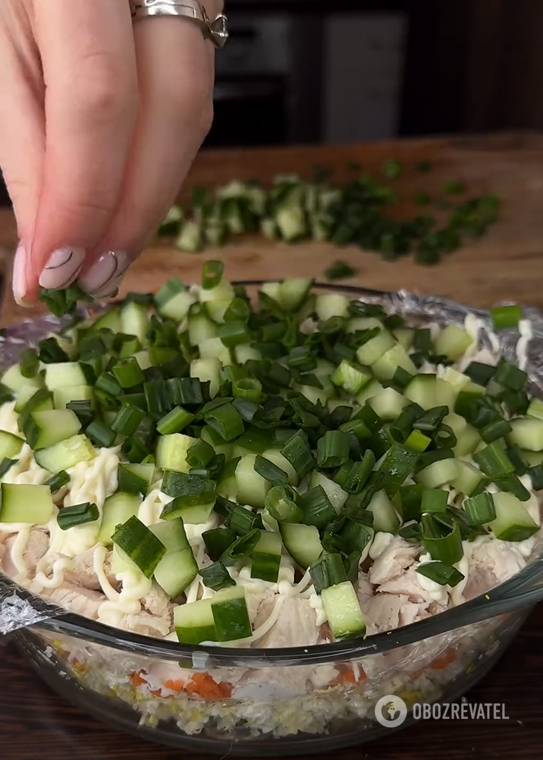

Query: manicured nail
left=12, top=242, right=30, bottom=306
left=78, top=250, right=129, bottom=298
left=39, top=246, right=86, bottom=290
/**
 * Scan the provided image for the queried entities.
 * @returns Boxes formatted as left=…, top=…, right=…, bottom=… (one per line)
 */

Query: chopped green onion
left=161, top=471, right=216, bottom=498
left=86, top=420, right=117, bottom=448
left=121, top=436, right=149, bottom=463
left=199, top=561, right=236, bottom=591
left=218, top=321, right=250, bottom=348
left=112, top=358, right=145, bottom=389
left=493, top=359, right=527, bottom=391
left=224, top=297, right=251, bottom=323
left=154, top=276, right=186, bottom=308
left=221, top=528, right=260, bottom=566
left=280, top=430, right=316, bottom=479
left=493, top=474, right=530, bottom=502
left=491, top=304, right=522, bottom=330
left=464, top=361, right=495, bottom=387
left=392, top=366, right=412, bottom=390
left=405, top=429, right=432, bottom=452
left=157, top=406, right=195, bottom=435
left=506, top=445, right=529, bottom=476
left=528, top=465, right=543, bottom=490
left=186, top=438, right=215, bottom=469
left=309, top=553, right=348, bottom=593
left=46, top=470, right=70, bottom=493
left=66, top=400, right=94, bottom=427
left=421, top=514, right=463, bottom=565
left=464, top=493, right=496, bottom=525
left=324, top=260, right=357, bottom=281
left=232, top=397, right=259, bottom=423
left=316, top=430, right=351, bottom=469
left=227, top=505, right=263, bottom=535
left=204, top=402, right=244, bottom=442
left=378, top=444, right=418, bottom=496
left=203, top=527, right=237, bottom=560
left=480, top=418, right=512, bottom=444
left=414, top=406, right=448, bottom=432
left=233, top=377, right=262, bottom=405
left=19, top=348, right=40, bottom=379
left=416, top=561, right=464, bottom=587
left=390, top=404, right=423, bottom=443
left=342, top=451, right=376, bottom=494
left=0, top=458, right=17, bottom=479
left=111, top=405, right=145, bottom=436
left=202, top=259, right=224, bottom=289
left=353, top=404, right=382, bottom=433
left=58, top=502, right=99, bottom=531
left=254, top=455, right=288, bottom=486
left=301, top=485, right=336, bottom=528
left=96, top=373, right=122, bottom=397
left=399, top=483, right=424, bottom=521
left=265, top=484, right=304, bottom=523
left=421, top=489, right=448, bottom=514
left=473, top=442, right=515, bottom=478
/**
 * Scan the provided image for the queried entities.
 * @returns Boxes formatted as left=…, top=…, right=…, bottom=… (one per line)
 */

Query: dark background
left=2, top=0, right=543, bottom=206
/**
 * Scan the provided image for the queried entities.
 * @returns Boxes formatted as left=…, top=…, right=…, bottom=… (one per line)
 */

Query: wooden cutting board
left=2, top=131, right=543, bottom=325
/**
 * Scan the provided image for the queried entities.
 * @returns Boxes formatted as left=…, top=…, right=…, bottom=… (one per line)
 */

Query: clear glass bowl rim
left=3, top=280, right=543, bottom=668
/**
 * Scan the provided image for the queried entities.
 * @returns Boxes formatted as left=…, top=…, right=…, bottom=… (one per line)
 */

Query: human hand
left=0, top=0, right=219, bottom=305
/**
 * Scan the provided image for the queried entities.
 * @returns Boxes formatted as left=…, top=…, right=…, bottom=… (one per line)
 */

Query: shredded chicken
left=44, top=584, right=106, bottom=620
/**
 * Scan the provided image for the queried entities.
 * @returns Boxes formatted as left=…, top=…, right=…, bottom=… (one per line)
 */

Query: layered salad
left=0, top=263, right=541, bottom=736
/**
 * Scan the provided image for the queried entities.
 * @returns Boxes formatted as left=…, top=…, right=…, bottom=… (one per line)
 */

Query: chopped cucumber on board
left=4, top=260, right=540, bottom=645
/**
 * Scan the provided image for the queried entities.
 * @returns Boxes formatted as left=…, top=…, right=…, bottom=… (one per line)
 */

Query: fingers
left=78, top=19, right=214, bottom=297
left=22, top=0, right=138, bottom=302
left=0, top=2, right=45, bottom=304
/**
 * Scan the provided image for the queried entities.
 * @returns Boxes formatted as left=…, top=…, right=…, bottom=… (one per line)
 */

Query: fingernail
left=78, top=250, right=129, bottom=298
left=12, top=242, right=31, bottom=306
left=39, top=246, right=86, bottom=290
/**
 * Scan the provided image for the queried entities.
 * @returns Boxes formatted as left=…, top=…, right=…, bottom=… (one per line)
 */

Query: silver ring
left=130, top=0, right=228, bottom=49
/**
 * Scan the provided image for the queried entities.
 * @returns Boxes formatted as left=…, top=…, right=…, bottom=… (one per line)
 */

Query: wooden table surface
left=1, top=132, right=543, bottom=759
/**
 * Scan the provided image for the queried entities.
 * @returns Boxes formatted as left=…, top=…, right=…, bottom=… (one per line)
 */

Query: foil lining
left=0, top=287, right=542, bottom=635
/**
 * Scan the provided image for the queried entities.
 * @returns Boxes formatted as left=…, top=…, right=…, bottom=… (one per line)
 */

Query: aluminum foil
left=0, top=286, right=543, bottom=636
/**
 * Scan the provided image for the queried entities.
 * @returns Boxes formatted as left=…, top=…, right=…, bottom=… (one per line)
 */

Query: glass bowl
left=2, top=283, right=543, bottom=756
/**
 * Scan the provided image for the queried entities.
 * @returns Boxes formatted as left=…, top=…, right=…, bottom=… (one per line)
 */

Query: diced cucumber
left=369, top=387, right=408, bottom=421
left=121, top=301, right=149, bottom=344
left=356, top=331, right=396, bottom=366
left=2, top=364, right=42, bottom=393
left=150, top=519, right=197, bottom=598
left=261, top=449, right=298, bottom=486
left=16, top=388, right=53, bottom=420
left=309, top=470, right=348, bottom=512
left=488, top=492, right=539, bottom=541
left=0, top=483, right=54, bottom=524
left=235, top=344, right=261, bottom=364
left=331, top=360, right=372, bottom=395
left=0, top=430, right=24, bottom=460
left=509, top=418, right=543, bottom=451
left=25, top=409, right=82, bottom=450
left=261, top=508, right=280, bottom=533
left=434, top=324, right=473, bottom=361
left=89, top=308, right=122, bottom=334
left=45, top=363, right=88, bottom=390
left=156, top=434, right=196, bottom=473
left=235, top=454, right=270, bottom=508
left=355, top=379, right=384, bottom=406
left=134, top=351, right=153, bottom=371
left=251, top=530, right=283, bottom=582
left=98, top=492, right=142, bottom=546
left=112, top=516, right=166, bottom=578
left=452, top=460, right=484, bottom=496
left=280, top=522, right=323, bottom=569
left=176, top=220, right=202, bottom=253
left=158, top=290, right=195, bottom=323
left=315, top=294, right=350, bottom=321
left=434, top=378, right=456, bottom=409
left=175, top=599, right=217, bottom=644
left=444, top=413, right=481, bottom=457
left=296, top=383, right=329, bottom=406
left=278, top=278, right=313, bottom=312
left=200, top=279, right=236, bottom=310
left=346, top=317, right=384, bottom=334
left=321, top=581, right=366, bottom=640
left=190, top=358, right=221, bottom=398
left=199, top=337, right=232, bottom=366
left=188, top=313, right=218, bottom=346
left=53, top=385, right=94, bottom=410
left=118, top=463, right=156, bottom=496
left=260, top=282, right=282, bottom=306
left=34, top=434, right=96, bottom=473
left=14, top=384, right=44, bottom=413
left=367, top=489, right=401, bottom=533
left=522, top=450, right=543, bottom=466
left=440, top=367, right=471, bottom=391
left=372, top=344, right=417, bottom=382
left=393, top=328, right=415, bottom=350
left=415, top=458, right=459, bottom=488
left=405, top=374, right=437, bottom=410
left=211, top=586, right=252, bottom=641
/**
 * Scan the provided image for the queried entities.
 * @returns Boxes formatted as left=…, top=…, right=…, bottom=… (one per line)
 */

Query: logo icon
left=375, top=695, right=408, bottom=728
